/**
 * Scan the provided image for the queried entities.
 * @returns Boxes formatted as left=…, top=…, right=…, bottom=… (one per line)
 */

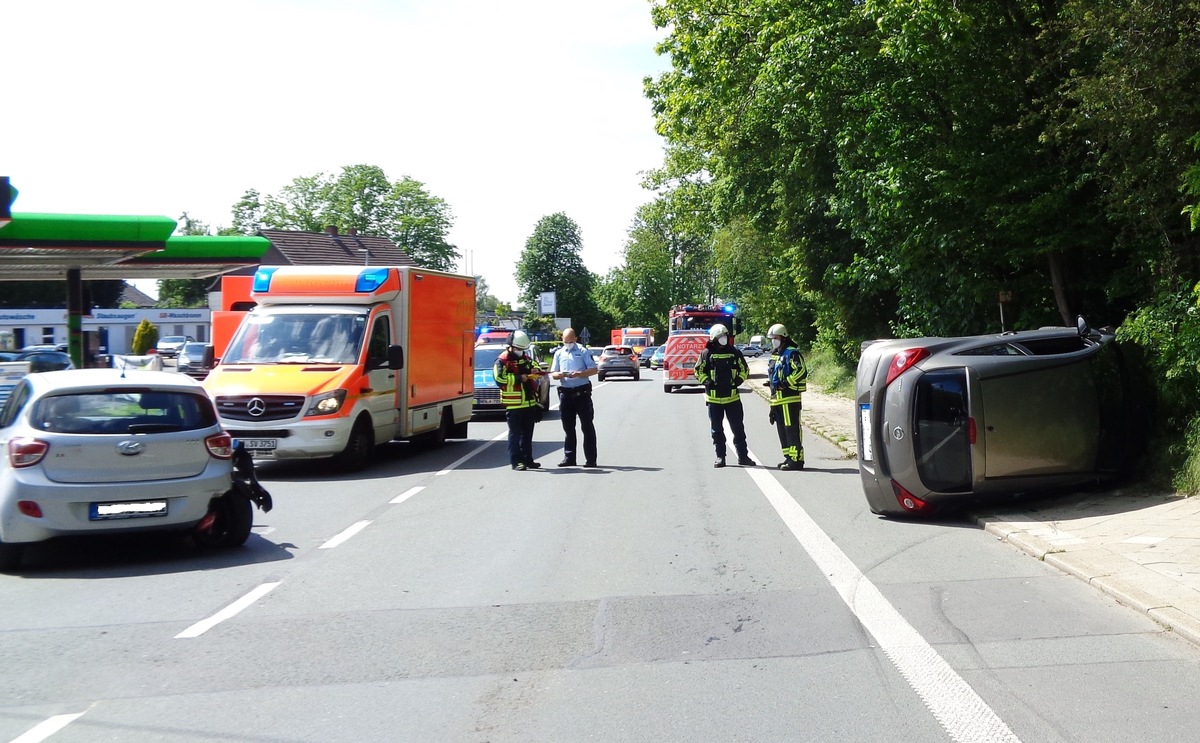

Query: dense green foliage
left=131, top=319, right=158, bottom=355
left=597, top=0, right=1200, bottom=486
left=515, top=213, right=611, bottom=335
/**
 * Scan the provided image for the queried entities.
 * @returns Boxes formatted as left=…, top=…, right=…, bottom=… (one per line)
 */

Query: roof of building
left=256, top=227, right=417, bottom=268
left=119, top=282, right=157, bottom=308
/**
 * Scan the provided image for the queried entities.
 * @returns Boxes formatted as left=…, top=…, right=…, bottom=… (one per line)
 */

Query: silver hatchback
left=856, top=319, right=1142, bottom=517
left=0, top=369, right=247, bottom=569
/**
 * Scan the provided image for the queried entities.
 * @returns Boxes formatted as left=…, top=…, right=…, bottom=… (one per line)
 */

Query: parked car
left=16, top=350, right=74, bottom=373
left=650, top=346, right=666, bottom=370
left=597, top=345, right=640, bottom=381
left=472, top=343, right=551, bottom=412
left=0, top=369, right=255, bottom=570
left=155, top=335, right=194, bottom=358
left=176, top=342, right=215, bottom=379
left=738, top=343, right=767, bottom=358
left=855, top=318, right=1146, bottom=518
left=19, top=344, right=68, bottom=353
left=638, top=345, right=659, bottom=368
left=0, top=353, right=17, bottom=363
left=588, top=347, right=604, bottom=363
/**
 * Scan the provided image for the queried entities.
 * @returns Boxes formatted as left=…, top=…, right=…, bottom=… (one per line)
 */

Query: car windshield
left=33, top=390, right=217, bottom=434
left=475, top=347, right=505, bottom=370
left=162, top=336, right=187, bottom=344
left=20, top=352, right=72, bottom=372
left=180, top=342, right=207, bottom=356
left=223, top=312, right=367, bottom=364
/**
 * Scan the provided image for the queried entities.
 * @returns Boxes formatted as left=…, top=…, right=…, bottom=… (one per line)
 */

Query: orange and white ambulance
left=202, top=265, right=476, bottom=471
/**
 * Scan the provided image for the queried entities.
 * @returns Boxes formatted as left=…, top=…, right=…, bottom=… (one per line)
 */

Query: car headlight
left=305, top=389, right=347, bottom=417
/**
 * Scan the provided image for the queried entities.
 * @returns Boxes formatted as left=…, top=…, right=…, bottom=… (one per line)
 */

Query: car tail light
left=892, top=480, right=936, bottom=515
left=18, top=501, right=43, bottom=518
left=8, top=438, right=49, bottom=468
left=968, top=417, right=977, bottom=445
left=205, top=432, right=233, bottom=459
left=885, top=348, right=930, bottom=386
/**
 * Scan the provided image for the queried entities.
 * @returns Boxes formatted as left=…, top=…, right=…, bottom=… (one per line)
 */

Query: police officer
left=694, top=323, right=755, bottom=468
left=767, top=323, right=807, bottom=470
left=550, top=328, right=599, bottom=467
left=494, top=330, right=543, bottom=471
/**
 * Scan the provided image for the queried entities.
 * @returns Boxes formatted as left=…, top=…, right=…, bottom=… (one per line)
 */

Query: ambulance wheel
left=598, top=373, right=606, bottom=382
left=195, top=491, right=253, bottom=548
left=337, top=419, right=374, bottom=472
left=420, top=410, right=451, bottom=448
left=664, top=385, right=672, bottom=393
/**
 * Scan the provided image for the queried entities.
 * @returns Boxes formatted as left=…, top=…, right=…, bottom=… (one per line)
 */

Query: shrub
left=131, top=319, right=159, bottom=355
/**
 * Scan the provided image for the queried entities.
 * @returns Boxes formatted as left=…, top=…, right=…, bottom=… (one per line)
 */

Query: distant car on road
left=16, top=350, right=74, bottom=373
left=176, top=342, right=215, bottom=380
left=855, top=318, right=1146, bottom=518
left=155, top=335, right=194, bottom=358
left=0, top=368, right=252, bottom=570
left=650, top=346, right=666, bottom=370
left=638, top=345, right=659, bottom=368
left=597, top=345, right=640, bottom=381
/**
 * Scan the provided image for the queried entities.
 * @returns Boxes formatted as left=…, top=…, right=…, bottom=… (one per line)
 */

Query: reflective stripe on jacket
left=695, top=341, right=748, bottom=404
left=494, top=350, right=540, bottom=409
left=768, top=342, right=807, bottom=406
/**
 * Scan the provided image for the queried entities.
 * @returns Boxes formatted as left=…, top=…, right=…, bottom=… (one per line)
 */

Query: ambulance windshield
left=224, top=311, right=368, bottom=364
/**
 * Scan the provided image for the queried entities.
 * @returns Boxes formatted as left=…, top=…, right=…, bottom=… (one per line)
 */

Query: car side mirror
left=387, top=344, right=405, bottom=370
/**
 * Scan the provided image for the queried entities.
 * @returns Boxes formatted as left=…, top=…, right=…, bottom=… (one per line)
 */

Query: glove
left=768, top=408, right=777, bottom=425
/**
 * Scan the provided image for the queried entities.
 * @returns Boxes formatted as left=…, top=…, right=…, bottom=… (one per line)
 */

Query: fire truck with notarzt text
left=202, top=265, right=476, bottom=471
left=661, top=304, right=738, bottom=393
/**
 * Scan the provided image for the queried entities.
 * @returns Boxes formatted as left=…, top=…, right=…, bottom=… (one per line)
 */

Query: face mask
left=772, top=338, right=782, bottom=350
left=717, top=336, right=729, bottom=346
left=563, top=342, right=576, bottom=351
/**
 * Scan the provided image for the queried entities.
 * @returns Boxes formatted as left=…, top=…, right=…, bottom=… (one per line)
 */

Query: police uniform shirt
left=552, top=344, right=596, bottom=388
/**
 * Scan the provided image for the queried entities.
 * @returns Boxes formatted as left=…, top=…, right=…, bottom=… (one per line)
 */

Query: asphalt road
left=4, top=375, right=1200, bottom=742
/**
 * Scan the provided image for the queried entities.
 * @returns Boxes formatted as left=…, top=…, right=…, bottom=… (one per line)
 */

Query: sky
left=3, top=0, right=672, bottom=306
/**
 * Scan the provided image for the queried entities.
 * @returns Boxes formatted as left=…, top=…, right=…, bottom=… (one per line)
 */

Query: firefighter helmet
left=508, top=330, right=532, bottom=350
left=709, top=324, right=729, bottom=341
left=768, top=323, right=788, bottom=338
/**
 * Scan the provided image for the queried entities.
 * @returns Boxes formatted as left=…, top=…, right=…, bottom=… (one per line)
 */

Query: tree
left=256, top=165, right=460, bottom=271
left=475, top=275, right=501, bottom=313
left=156, top=212, right=213, bottom=308
left=131, top=319, right=158, bottom=355
left=515, top=213, right=602, bottom=331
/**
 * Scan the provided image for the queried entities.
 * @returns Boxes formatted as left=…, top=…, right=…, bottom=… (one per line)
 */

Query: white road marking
left=390, top=486, right=425, bottom=504
left=175, top=582, right=281, bottom=639
left=320, top=520, right=372, bottom=549
left=9, top=712, right=86, bottom=743
left=435, top=431, right=508, bottom=476
left=732, top=419, right=1021, bottom=742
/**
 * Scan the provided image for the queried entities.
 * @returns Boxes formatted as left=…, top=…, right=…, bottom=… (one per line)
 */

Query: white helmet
left=509, top=330, right=532, bottom=350
left=768, top=323, right=788, bottom=338
left=709, top=323, right=729, bottom=341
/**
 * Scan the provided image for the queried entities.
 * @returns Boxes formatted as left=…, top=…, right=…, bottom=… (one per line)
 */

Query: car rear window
left=913, top=369, right=972, bottom=493
left=33, top=390, right=217, bottom=434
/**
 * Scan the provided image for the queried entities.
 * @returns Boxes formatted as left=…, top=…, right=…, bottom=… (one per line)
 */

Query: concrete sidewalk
left=745, top=356, right=1200, bottom=646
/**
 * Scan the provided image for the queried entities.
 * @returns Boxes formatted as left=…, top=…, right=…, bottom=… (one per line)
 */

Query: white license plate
left=239, top=439, right=277, bottom=450
left=90, top=500, right=168, bottom=520
left=683, top=361, right=695, bottom=369
left=859, top=404, right=873, bottom=461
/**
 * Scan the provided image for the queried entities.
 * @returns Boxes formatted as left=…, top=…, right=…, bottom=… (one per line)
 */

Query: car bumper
left=221, top=415, right=357, bottom=461
left=0, top=466, right=231, bottom=543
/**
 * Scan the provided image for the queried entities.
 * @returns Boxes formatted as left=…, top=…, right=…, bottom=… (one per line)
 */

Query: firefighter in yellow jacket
left=694, top=324, right=755, bottom=468
left=494, top=330, right=543, bottom=471
left=766, top=323, right=807, bottom=470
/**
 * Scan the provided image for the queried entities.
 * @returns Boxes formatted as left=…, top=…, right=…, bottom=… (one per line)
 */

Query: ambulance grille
left=215, top=395, right=307, bottom=422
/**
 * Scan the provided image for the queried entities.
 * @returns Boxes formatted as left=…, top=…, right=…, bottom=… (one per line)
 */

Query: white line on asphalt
left=9, top=712, right=86, bottom=743
left=390, top=486, right=425, bottom=504
left=320, top=520, right=372, bottom=549
left=175, top=582, right=281, bottom=639
left=435, top=430, right=508, bottom=476
left=740, top=440, right=1021, bottom=743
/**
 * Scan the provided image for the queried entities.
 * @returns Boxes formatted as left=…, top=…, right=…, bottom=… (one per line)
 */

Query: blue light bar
left=355, top=268, right=391, bottom=293
left=252, top=267, right=279, bottom=292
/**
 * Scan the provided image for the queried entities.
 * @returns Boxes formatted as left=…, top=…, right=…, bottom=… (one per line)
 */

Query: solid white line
left=320, top=520, right=372, bottom=549
left=390, top=486, right=425, bottom=504
left=174, top=582, right=281, bottom=639
left=10, top=712, right=86, bottom=743
left=434, top=431, right=508, bottom=476
left=739, top=437, right=1021, bottom=742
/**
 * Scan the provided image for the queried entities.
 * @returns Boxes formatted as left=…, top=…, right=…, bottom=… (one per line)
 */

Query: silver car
left=0, top=369, right=248, bottom=570
left=597, top=345, right=640, bottom=381
left=856, top=319, right=1141, bottom=517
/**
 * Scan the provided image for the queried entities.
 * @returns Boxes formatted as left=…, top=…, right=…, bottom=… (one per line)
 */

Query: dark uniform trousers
left=708, top=399, right=749, bottom=459
left=773, top=400, right=804, bottom=462
left=558, top=386, right=596, bottom=464
left=506, top=407, right=538, bottom=466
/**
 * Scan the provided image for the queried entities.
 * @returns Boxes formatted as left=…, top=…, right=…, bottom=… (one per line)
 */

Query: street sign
left=539, top=291, right=557, bottom=316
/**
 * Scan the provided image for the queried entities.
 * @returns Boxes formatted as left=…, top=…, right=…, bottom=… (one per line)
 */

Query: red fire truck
left=662, top=304, right=737, bottom=393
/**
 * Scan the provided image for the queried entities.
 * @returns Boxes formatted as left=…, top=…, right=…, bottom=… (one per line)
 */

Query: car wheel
left=0, top=540, right=23, bottom=571
left=419, top=409, right=451, bottom=448
left=598, top=373, right=606, bottom=381
left=195, top=491, right=253, bottom=548
left=633, top=371, right=640, bottom=381
left=664, top=385, right=672, bottom=393
left=336, top=418, right=374, bottom=472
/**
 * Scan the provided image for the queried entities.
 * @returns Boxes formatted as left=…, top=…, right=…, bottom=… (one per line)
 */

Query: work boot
left=512, top=463, right=527, bottom=471
left=525, top=461, right=542, bottom=469
left=557, top=459, right=577, bottom=467
left=737, top=456, right=755, bottom=467
left=779, top=458, right=803, bottom=471
left=713, top=457, right=726, bottom=468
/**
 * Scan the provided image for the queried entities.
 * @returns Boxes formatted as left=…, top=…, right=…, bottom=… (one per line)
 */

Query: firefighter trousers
left=773, top=400, right=804, bottom=463
left=506, top=406, right=538, bottom=466
left=708, top=399, right=749, bottom=460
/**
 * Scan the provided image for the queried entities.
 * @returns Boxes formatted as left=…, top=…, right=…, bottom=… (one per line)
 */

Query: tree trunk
left=1048, top=252, right=1072, bottom=326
